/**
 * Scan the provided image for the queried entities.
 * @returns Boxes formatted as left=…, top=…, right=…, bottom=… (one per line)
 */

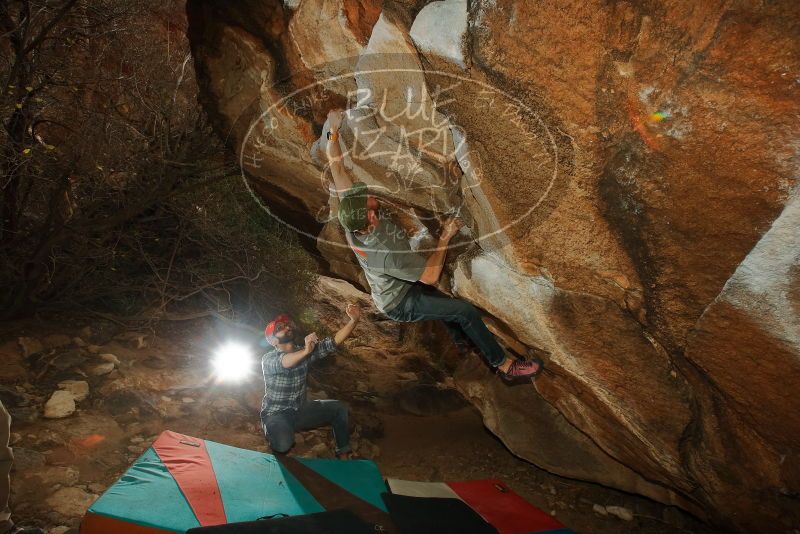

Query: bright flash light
left=213, top=342, right=253, bottom=381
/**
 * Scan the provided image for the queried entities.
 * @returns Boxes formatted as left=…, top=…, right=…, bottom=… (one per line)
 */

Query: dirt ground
left=0, top=304, right=718, bottom=534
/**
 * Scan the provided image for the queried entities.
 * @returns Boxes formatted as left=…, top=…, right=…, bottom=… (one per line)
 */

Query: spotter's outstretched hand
left=327, top=109, right=344, bottom=132
left=346, top=303, right=361, bottom=321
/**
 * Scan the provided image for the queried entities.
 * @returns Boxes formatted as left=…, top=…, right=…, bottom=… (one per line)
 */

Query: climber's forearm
left=326, top=131, right=353, bottom=198
left=329, top=159, right=354, bottom=198
left=419, top=238, right=450, bottom=285
left=334, top=316, right=359, bottom=345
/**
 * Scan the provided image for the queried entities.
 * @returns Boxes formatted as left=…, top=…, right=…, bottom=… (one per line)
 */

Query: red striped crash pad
left=80, top=431, right=389, bottom=533
left=386, top=478, right=575, bottom=534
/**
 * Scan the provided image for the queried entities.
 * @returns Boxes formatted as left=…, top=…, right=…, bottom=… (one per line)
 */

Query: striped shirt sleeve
left=308, top=336, right=337, bottom=364
left=262, top=349, right=286, bottom=375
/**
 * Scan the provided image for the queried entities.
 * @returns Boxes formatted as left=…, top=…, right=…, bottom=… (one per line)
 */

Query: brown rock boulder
left=186, top=0, right=800, bottom=530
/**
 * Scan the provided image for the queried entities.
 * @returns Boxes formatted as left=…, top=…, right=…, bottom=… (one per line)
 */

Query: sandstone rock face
left=409, top=0, right=467, bottom=69
left=187, top=0, right=800, bottom=530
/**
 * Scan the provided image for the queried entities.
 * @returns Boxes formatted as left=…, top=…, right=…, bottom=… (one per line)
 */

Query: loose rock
left=606, top=505, right=634, bottom=521
left=361, top=441, right=380, bottom=459
left=24, top=466, right=80, bottom=488
left=18, top=337, right=44, bottom=357
left=45, top=487, right=97, bottom=518
left=308, top=443, right=329, bottom=457
left=9, top=407, right=39, bottom=423
left=116, top=332, right=147, bottom=349
left=42, top=334, right=72, bottom=350
left=12, top=448, right=46, bottom=470
left=58, top=380, right=90, bottom=402
left=44, top=390, right=76, bottom=419
left=99, top=353, right=121, bottom=366
left=103, top=390, right=158, bottom=416
left=88, top=362, right=115, bottom=376
left=49, top=350, right=87, bottom=371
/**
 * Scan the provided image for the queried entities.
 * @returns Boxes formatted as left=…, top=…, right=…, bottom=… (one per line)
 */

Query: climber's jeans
left=261, top=400, right=351, bottom=455
left=385, top=285, right=506, bottom=367
left=0, top=401, right=13, bottom=523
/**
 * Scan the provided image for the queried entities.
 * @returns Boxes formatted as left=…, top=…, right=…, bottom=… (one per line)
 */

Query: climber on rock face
left=318, top=109, right=542, bottom=381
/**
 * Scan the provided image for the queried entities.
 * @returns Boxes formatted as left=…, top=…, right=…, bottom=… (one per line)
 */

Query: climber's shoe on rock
left=497, top=357, right=544, bottom=382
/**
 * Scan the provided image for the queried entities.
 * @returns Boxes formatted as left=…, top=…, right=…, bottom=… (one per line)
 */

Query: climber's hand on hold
left=325, top=109, right=346, bottom=165
left=421, top=218, right=462, bottom=285
left=440, top=217, right=464, bottom=241
left=327, top=109, right=344, bottom=132
left=346, top=303, right=361, bottom=321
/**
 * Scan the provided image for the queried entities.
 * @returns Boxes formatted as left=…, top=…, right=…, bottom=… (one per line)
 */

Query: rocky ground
left=0, top=278, right=716, bottom=534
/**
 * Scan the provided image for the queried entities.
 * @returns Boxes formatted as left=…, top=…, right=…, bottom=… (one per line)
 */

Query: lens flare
left=213, top=342, right=253, bottom=381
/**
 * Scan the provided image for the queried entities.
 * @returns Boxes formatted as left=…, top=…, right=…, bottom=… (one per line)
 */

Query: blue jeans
left=385, top=285, right=506, bottom=367
left=261, top=399, right=351, bottom=455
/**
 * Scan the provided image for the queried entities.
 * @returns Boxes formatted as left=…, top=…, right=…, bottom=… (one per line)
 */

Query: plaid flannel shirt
left=260, top=336, right=337, bottom=417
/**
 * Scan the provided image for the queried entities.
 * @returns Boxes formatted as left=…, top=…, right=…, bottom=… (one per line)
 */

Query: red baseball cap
left=265, top=314, right=292, bottom=341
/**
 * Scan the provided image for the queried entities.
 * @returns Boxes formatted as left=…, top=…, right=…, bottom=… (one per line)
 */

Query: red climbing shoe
left=498, top=357, right=544, bottom=381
